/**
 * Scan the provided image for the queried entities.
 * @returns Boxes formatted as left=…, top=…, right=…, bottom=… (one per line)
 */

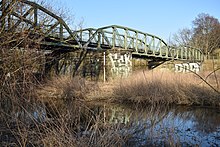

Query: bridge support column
left=175, top=63, right=201, bottom=73
left=108, top=52, right=132, bottom=78
left=44, top=52, right=62, bottom=77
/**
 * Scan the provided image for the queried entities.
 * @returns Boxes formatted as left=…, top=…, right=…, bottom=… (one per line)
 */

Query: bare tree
left=172, top=13, right=220, bottom=59
left=172, top=28, right=193, bottom=46
left=192, top=13, right=220, bottom=57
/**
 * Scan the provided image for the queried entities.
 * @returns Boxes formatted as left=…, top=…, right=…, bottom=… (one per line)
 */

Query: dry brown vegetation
left=0, top=44, right=219, bottom=146
left=0, top=72, right=129, bottom=146
left=33, top=76, right=130, bottom=146
left=1, top=49, right=219, bottom=146
left=0, top=16, right=127, bottom=147
left=112, top=70, right=220, bottom=107
left=1, top=2, right=220, bottom=146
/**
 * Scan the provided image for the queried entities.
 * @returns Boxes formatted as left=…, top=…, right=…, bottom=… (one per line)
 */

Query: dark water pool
left=90, top=104, right=220, bottom=146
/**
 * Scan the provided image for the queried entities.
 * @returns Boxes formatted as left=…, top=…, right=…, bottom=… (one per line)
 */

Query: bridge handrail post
left=167, top=46, right=170, bottom=58
left=98, top=31, right=101, bottom=48
left=168, top=46, right=172, bottom=58
left=181, top=47, right=184, bottom=59
left=135, top=31, right=138, bottom=52
left=152, top=37, right=155, bottom=55
left=102, top=31, right=105, bottom=45
left=189, top=48, right=191, bottom=60
left=159, top=40, right=162, bottom=56
left=88, top=30, right=92, bottom=42
left=195, top=50, right=198, bottom=60
left=144, top=34, right=147, bottom=53
left=176, top=48, right=179, bottom=59
left=189, top=48, right=192, bottom=60
left=198, top=50, right=201, bottom=61
left=192, top=48, right=195, bottom=60
left=124, top=28, right=128, bottom=50
left=112, top=26, right=116, bottom=48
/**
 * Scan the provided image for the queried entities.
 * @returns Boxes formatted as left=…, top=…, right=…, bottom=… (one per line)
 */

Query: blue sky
left=47, top=0, right=220, bottom=41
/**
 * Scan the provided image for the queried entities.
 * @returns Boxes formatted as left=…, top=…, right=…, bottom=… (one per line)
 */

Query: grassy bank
left=112, top=70, right=220, bottom=107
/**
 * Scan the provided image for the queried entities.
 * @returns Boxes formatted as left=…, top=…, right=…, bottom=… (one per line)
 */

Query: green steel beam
left=0, top=1, right=203, bottom=62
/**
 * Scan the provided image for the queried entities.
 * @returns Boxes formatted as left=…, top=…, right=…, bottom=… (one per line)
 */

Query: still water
left=89, top=104, right=220, bottom=146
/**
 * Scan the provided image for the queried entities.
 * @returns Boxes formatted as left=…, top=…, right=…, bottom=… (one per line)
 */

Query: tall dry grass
left=37, top=76, right=89, bottom=117
left=113, top=70, right=220, bottom=107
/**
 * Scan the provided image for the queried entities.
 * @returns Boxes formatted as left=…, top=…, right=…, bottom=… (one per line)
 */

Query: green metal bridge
left=0, top=0, right=203, bottom=69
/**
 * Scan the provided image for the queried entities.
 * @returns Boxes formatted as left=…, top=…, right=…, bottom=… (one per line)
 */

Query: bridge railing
left=169, top=46, right=203, bottom=61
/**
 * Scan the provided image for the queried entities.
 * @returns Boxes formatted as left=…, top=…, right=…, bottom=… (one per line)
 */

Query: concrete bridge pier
left=175, top=63, right=201, bottom=73
left=108, top=51, right=132, bottom=78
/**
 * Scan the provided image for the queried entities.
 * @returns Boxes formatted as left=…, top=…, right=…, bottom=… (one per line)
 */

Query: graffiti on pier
left=108, top=53, right=132, bottom=77
left=175, top=63, right=201, bottom=73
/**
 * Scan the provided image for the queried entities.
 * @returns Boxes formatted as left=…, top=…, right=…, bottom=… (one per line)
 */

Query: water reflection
left=89, top=103, right=220, bottom=146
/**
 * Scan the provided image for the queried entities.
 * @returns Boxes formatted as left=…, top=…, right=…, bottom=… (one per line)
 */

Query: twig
left=212, top=57, right=219, bottom=90
left=176, top=64, right=220, bottom=94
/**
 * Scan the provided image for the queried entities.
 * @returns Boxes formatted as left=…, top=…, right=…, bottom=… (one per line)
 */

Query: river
left=88, top=103, right=220, bottom=146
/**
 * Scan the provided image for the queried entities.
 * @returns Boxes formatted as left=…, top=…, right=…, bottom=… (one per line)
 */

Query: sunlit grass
left=112, top=70, right=220, bottom=107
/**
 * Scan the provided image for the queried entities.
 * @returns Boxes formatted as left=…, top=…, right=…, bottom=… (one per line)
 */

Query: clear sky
left=46, top=0, right=220, bottom=42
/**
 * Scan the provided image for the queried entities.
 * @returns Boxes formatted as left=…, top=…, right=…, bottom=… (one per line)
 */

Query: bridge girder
left=76, top=25, right=203, bottom=62
left=0, top=0, right=203, bottom=63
